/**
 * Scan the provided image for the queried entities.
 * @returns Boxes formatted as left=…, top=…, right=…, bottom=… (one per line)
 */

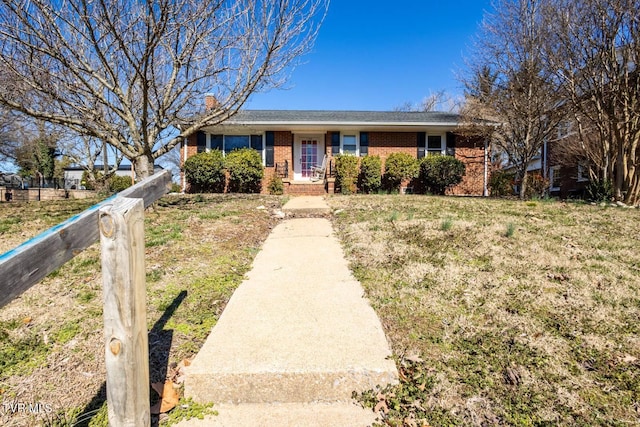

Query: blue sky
left=247, top=1, right=493, bottom=111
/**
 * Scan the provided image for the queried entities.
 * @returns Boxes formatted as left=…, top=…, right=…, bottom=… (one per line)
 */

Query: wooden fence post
left=99, top=197, right=150, bottom=427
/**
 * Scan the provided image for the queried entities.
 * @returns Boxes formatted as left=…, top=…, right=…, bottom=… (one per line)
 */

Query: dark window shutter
left=265, top=131, right=275, bottom=167
left=446, top=132, right=456, bottom=156
left=417, top=132, right=426, bottom=159
left=251, top=135, right=262, bottom=151
left=211, top=134, right=223, bottom=151
left=331, top=132, right=340, bottom=155
left=196, top=131, right=206, bottom=153
left=360, top=132, right=369, bottom=156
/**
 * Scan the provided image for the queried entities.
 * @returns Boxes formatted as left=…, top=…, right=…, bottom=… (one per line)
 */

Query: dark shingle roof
left=226, top=110, right=460, bottom=125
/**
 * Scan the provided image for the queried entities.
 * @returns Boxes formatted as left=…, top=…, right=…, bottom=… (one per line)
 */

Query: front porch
left=274, top=160, right=335, bottom=196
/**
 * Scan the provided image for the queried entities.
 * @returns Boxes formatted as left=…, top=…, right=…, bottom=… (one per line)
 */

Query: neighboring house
left=502, top=124, right=590, bottom=198
left=63, top=164, right=163, bottom=189
left=181, top=109, right=490, bottom=196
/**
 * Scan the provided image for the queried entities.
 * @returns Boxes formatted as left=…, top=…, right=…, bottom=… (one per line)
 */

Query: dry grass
left=0, top=194, right=283, bottom=426
left=330, top=195, right=640, bottom=426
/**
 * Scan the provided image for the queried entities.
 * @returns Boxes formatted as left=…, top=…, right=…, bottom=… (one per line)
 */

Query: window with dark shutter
left=360, top=132, right=369, bottom=156
left=196, top=131, right=206, bottom=153
left=417, top=132, right=426, bottom=159
left=446, top=132, right=456, bottom=156
left=251, top=135, right=262, bottom=151
left=265, top=131, right=275, bottom=167
left=331, top=132, right=340, bottom=155
left=211, top=135, right=223, bottom=151
left=427, top=135, right=443, bottom=155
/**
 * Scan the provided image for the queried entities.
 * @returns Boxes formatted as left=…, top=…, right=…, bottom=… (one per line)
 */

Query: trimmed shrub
left=267, top=175, right=284, bottom=195
left=183, top=150, right=225, bottom=193
left=383, top=152, right=418, bottom=191
left=225, top=148, right=264, bottom=193
left=359, top=155, right=382, bottom=194
left=418, top=155, right=466, bottom=195
left=489, top=169, right=515, bottom=197
left=109, top=175, right=133, bottom=192
left=335, top=154, right=360, bottom=194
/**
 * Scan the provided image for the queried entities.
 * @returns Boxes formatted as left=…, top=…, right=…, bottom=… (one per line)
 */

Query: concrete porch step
left=173, top=402, right=380, bottom=427
left=281, top=195, right=331, bottom=216
left=183, top=218, right=397, bottom=425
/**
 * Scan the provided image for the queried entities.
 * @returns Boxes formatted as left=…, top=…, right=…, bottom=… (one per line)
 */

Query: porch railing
left=275, top=160, right=289, bottom=178
left=327, top=158, right=336, bottom=178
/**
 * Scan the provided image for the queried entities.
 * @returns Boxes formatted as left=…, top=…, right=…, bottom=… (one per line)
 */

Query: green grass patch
left=146, top=222, right=184, bottom=247
left=329, top=194, right=640, bottom=425
left=0, top=326, right=51, bottom=376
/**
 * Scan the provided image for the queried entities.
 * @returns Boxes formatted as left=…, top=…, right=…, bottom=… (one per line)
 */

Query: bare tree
left=544, top=0, right=640, bottom=204
left=0, top=0, right=328, bottom=178
left=394, top=90, right=462, bottom=113
left=462, top=0, right=567, bottom=199
left=0, top=108, right=30, bottom=168
left=59, top=134, right=125, bottom=189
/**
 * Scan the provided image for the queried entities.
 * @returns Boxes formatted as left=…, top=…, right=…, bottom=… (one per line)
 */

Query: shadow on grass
left=74, top=290, right=187, bottom=427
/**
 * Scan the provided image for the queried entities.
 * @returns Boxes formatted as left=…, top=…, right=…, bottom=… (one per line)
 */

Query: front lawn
left=330, top=195, right=640, bottom=426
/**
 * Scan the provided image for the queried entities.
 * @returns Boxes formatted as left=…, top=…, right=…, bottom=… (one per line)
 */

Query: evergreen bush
left=183, top=150, right=226, bottom=193
left=586, top=179, right=613, bottom=203
left=108, top=174, right=133, bottom=192
left=419, top=155, right=466, bottom=195
left=225, top=148, right=264, bottom=193
left=383, top=152, right=418, bottom=191
left=358, top=155, right=382, bottom=194
left=267, top=175, right=284, bottom=195
left=335, top=154, right=359, bottom=194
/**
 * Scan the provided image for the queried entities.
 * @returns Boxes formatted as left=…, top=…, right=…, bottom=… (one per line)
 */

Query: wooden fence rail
left=0, top=170, right=171, bottom=427
left=0, top=170, right=171, bottom=308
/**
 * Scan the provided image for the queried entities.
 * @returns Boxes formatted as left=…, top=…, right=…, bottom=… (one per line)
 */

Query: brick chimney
left=204, top=93, right=219, bottom=111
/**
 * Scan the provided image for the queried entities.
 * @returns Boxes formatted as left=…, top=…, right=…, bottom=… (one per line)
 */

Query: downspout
left=483, top=139, right=489, bottom=197
left=542, top=140, right=548, bottom=180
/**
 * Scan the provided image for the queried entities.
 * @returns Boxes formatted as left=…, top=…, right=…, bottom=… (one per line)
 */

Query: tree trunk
left=133, top=154, right=155, bottom=180
left=519, top=169, right=528, bottom=200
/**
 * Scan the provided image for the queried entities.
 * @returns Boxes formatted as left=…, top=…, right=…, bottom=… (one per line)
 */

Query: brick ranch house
left=181, top=109, right=490, bottom=196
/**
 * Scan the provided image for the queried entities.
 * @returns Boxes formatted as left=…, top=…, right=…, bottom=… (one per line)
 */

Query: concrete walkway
left=281, top=195, right=332, bottom=215
left=178, top=197, right=397, bottom=426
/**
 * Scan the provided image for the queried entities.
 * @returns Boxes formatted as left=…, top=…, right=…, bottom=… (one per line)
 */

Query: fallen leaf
left=374, top=399, right=389, bottom=414
left=150, top=380, right=180, bottom=414
left=404, top=353, right=424, bottom=363
left=374, top=392, right=390, bottom=414
left=22, top=317, right=32, bottom=324
left=622, top=355, right=637, bottom=364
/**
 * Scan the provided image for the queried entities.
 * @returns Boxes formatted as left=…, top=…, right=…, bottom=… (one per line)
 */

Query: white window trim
left=426, top=133, right=446, bottom=156
left=549, top=166, right=561, bottom=191
left=577, top=163, right=589, bottom=182
left=340, top=132, right=360, bottom=156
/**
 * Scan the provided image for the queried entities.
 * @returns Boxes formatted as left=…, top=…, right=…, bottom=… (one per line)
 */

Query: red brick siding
left=181, top=134, right=199, bottom=191
left=368, top=132, right=418, bottom=165
left=262, top=131, right=293, bottom=193
left=448, top=136, right=487, bottom=196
